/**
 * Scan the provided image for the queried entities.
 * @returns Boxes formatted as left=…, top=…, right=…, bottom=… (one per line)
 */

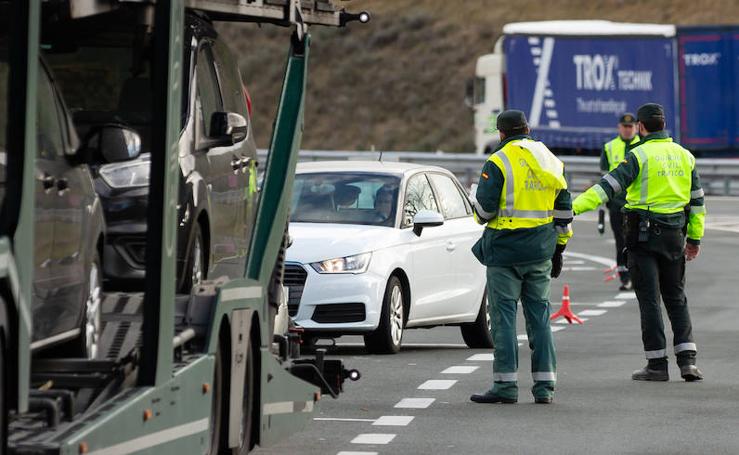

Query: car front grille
left=284, top=264, right=308, bottom=316
left=311, top=303, right=366, bottom=324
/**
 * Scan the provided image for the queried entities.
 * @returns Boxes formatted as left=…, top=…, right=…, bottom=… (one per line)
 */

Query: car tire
left=208, top=342, right=225, bottom=455
left=232, top=338, right=256, bottom=454
left=364, top=276, right=404, bottom=355
left=183, top=223, right=206, bottom=293
left=62, top=253, right=103, bottom=359
left=460, top=291, right=494, bottom=349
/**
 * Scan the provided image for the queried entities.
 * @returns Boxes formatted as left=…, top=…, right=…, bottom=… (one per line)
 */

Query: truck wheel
left=232, top=340, right=256, bottom=454
left=364, top=276, right=404, bottom=354
left=208, top=344, right=224, bottom=455
left=183, top=223, right=206, bottom=293
left=460, top=291, right=494, bottom=349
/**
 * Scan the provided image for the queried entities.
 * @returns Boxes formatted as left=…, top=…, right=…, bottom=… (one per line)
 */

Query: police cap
left=496, top=110, right=528, bottom=131
left=637, top=103, right=665, bottom=122
left=618, top=113, right=636, bottom=125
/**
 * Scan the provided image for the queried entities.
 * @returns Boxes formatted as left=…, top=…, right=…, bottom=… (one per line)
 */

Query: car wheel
left=62, top=254, right=103, bottom=359
left=183, top=223, right=206, bottom=292
left=364, top=276, right=404, bottom=354
left=232, top=338, right=256, bottom=454
left=460, top=291, right=494, bottom=349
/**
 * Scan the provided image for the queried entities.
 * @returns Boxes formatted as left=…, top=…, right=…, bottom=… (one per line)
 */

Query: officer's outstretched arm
left=573, top=153, right=640, bottom=215
left=554, top=185, right=574, bottom=246
left=472, top=161, right=503, bottom=224
left=687, top=168, right=706, bottom=245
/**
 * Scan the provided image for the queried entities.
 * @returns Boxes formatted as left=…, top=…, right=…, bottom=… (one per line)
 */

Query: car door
left=212, top=39, right=255, bottom=274
left=33, top=64, right=79, bottom=341
left=427, top=172, right=485, bottom=320
left=401, top=172, right=451, bottom=325
left=193, top=41, right=240, bottom=278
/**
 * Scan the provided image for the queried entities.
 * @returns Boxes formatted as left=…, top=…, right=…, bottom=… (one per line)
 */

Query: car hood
left=287, top=222, right=405, bottom=264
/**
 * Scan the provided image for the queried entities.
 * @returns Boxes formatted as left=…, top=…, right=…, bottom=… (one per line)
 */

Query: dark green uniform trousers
left=487, top=260, right=556, bottom=400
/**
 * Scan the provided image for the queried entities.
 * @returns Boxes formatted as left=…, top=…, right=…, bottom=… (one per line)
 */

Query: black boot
left=632, top=360, right=669, bottom=381
left=680, top=365, right=704, bottom=382
left=470, top=391, right=517, bottom=404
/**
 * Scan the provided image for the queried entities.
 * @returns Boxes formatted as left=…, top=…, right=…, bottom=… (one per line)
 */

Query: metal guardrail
left=258, top=150, right=739, bottom=195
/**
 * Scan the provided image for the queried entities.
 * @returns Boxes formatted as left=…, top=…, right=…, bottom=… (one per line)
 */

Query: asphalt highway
left=256, top=197, right=739, bottom=455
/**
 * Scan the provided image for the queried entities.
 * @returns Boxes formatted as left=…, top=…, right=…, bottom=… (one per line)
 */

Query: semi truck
left=0, top=1, right=367, bottom=453
left=469, top=20, right=739, bottom=156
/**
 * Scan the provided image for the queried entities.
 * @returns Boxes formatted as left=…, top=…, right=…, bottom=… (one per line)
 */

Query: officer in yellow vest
left=573, top=103, right=705, bottom=382
left=469, top=110, right=573, bottom=404
left=601, top=113, right=640, bottom=290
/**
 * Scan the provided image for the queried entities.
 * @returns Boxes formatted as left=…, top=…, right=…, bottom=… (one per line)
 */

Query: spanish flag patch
left=481, top=172, right=489, bottom=180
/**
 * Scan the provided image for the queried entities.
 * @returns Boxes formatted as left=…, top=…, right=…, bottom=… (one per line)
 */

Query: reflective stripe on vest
left=625, top=139, right=695, bottom=214
left=487, top=140, right=564, bottom=229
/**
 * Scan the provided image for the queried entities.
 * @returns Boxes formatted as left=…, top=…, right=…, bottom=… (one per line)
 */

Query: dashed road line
left=418, top=380, right=457, bottom=390
left=615, top=292, right=637, bottom=300
left=337, top=452, right=378, bottom=455
left=373, top=416, right=414, bottom=426
left=579, top=309, right=608, bottom=317
left=466, top=353, right=494, bottom=361
left=598, top=300, right=626, bottom=308
left=394, top=398, right=435, bottom=409
left=551, top=326, right=566, bottom=332
left=441, top=365, right=479, bottom=374
left=554, top=317, right=588, bottom=324
left=314, top=418, right=376, bottom=423
left=351, top=434, right=396, bottom=445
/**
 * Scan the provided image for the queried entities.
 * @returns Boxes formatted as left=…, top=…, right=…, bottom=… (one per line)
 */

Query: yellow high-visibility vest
left=485, top=139, right=567, bottom=230
left=604, top=135, right=640, bottom=171
left=625, top=138, right=695, bottom=214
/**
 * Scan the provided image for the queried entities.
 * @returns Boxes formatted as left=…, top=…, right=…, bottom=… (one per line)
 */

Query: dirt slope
left=218, top=0, right=739, bottom=152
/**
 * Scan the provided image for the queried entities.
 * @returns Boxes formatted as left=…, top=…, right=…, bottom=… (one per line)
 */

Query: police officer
left=573, top=103, right=705, bottom=382
left=601, top=113, right=640, bottom=290
left=469, top=110, right=573, bottom=404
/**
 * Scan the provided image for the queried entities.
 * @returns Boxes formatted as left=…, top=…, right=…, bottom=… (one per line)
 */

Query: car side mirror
left=209, top=111, right=248, bottom=147
left=412, top=210, right=444, bottom=236
left=84, top=125, right=142, bottom=163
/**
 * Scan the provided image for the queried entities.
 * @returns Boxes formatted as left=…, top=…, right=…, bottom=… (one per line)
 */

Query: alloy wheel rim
left=192, top=237, right=203, bottom=287
left=390, top=285, right=403, bottom=346
left=85, top=264, right=101, bottom=359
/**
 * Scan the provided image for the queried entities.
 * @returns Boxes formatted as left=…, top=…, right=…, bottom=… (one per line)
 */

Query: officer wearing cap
left=573, top=103, right=706, bottom=382
left=469, top=110, right=573, bottom=404
left=601, top=113, right=640, bottom=290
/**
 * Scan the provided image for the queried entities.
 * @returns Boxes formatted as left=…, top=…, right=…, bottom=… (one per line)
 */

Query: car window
left=211, top=40, right=248, bottom=117
left=403, top=173, right=439, bottom=227
left=196, top=44, right=222, bottom=138
left=428, top=173, right=470, bottom=219
left=291, top=172, right=400, bottom=227
left=37, top=66, right=65, bottom=160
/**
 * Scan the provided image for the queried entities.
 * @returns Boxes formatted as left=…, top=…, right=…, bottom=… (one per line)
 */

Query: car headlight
left=99, top=160, right=150, bottom=189
left=311, top=252, right=372, bottom=274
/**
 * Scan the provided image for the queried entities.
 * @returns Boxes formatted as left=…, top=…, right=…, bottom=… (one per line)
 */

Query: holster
left=624, top=212, right=649, bottom=247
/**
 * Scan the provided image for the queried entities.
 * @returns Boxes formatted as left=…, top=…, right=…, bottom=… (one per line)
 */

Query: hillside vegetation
left=218, top=0, right=739, bottom=152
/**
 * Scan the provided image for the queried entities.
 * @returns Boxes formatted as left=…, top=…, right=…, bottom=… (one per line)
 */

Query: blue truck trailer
left=470, top=21, right=739, bottom=155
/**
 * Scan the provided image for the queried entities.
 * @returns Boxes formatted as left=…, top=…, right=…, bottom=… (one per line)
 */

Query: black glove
left=551, top=244, right=566, bottom=278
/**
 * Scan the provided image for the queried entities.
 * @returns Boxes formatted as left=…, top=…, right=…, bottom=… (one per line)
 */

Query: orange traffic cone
left=603, top=265, right=617, bottom=283
left=550, top=284, right=584, bottom=324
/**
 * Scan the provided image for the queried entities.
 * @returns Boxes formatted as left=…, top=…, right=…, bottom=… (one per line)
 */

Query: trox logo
left=573, top=54, right=653, bottom=91
left=573, top=55, right=619, bottom=90
left=683, top=52, right=721, bottom=66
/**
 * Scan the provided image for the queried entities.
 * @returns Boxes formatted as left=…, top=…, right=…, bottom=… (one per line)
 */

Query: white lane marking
left=599, top=301, right=626, bottom=308
left=517, top=334, right=528, bottom=341
left=466, top=353, right=494, bottom=361
left=562, top=266, right=598, bottom=272
left=418, top=380, right=457, bottom=390
left=551, top=326, right=566, bottom=332
left=615, top=292, right=637, bottom=299
left=394, top=398, right=435, bottom=409
left=579, top=309, right=607, bottom=317
left=351, top=434, right=396, bottom=445
left=564, top=260, right=586, bottom=265
left=337, top=452, right=378, bottom=455
left=373, top=416, right=414, bottom=426
left=563, top=251, right=617, bottom=268
left=314, top=418, right=376, bottom=423
left=442, top=365, right=479, bottom=374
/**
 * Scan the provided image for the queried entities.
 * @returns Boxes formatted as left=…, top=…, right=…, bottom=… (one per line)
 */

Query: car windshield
left=291, top=172, right=400, bottom=227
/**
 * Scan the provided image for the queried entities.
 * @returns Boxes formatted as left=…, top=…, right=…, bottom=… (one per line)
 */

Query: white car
left=285, top=161, right=491, bottom=354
